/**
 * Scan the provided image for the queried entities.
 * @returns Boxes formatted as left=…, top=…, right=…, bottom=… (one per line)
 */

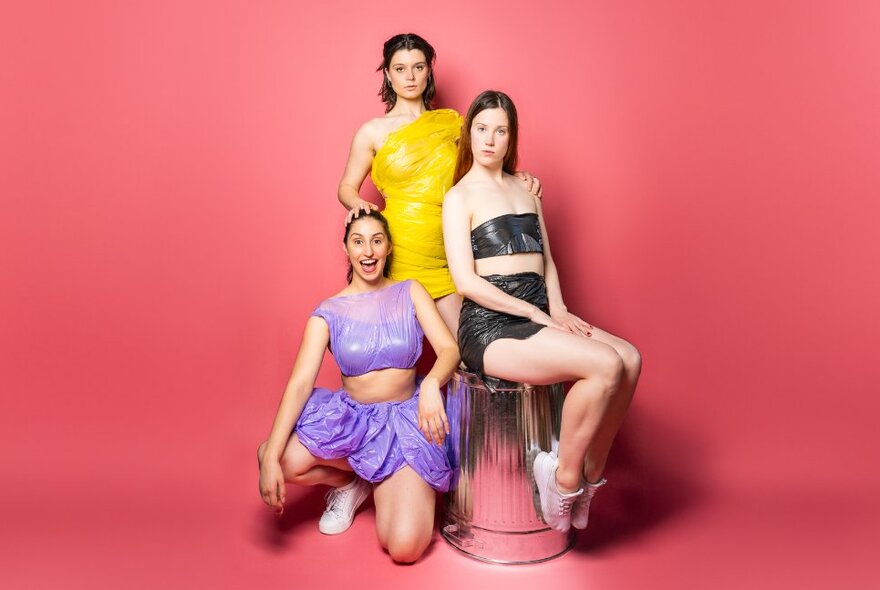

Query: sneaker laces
left=324, top=488, right=346, bottom=517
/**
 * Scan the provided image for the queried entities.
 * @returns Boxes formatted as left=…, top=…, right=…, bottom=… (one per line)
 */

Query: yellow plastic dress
left=371, top=108, right=463, bottom=299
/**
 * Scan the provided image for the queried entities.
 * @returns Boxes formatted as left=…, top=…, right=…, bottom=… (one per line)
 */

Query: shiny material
left=296, top=383, right=452, bottom=492
left=471, top=213, right=544, bottom=260
left=442, top=371, right=572, bottom=564
left=311, top=280, right=422, bottom=377
left=371, top=109, right=463, bottom=298
left=458, top=272, right=548, bottom=375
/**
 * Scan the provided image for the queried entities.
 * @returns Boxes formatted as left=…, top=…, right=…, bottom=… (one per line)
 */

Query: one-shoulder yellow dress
left=371, top=109, right=463, bottom=299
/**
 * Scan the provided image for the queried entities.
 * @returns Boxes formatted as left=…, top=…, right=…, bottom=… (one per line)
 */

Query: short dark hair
left=377, top=33, right=437, bottom=113
left=343, top=210, right=393, bottom=283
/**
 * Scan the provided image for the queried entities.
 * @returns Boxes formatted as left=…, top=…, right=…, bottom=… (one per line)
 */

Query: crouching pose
left=258, top=210, right=459, bottom=563
left=443, top=91, right=642, bottom=533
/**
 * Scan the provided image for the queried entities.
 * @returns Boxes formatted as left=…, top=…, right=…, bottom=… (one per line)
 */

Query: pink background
left=2, top=1, right=878, bottom=588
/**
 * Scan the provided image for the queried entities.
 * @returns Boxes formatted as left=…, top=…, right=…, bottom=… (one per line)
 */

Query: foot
left=571, top=477, right=606, bottom=530
left=533, top=451, right=582, bottom=533
left=318, top=477, right=371, bottom=535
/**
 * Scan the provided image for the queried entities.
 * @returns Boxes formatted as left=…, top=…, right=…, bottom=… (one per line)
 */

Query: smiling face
left=385, top=49, right=429, bottom=103
left=344, top=216, right=391, bottom=284
left=470, top=107, right=511, bottom=169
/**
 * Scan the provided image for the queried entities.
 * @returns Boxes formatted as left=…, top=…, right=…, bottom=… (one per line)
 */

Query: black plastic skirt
left=458, top=272, right=548, bottom=375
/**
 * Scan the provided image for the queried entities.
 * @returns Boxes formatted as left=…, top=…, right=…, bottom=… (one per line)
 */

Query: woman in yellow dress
left=337, top=33, right=540, bottom=332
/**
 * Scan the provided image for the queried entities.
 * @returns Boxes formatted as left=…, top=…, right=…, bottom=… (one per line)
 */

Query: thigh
left=373, top=466, right=436, bottom=540
left=483, top=327, right=621, bottom=385
left=281, top=433, right=353, bottom=473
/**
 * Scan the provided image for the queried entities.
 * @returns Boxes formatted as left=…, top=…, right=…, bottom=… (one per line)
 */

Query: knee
left=279, top=446, right=308, bottom=481
left=594, top=348, right=625, bottom=393
left=620, top=342, right=642, bottom=380
left=386, top=530, right=430, bottom=564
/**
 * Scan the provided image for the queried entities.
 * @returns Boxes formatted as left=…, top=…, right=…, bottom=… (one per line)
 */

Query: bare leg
left=482, top=328, right=625, bottom=492
left=434, top=292, right=462, bottom=338
left=258, top=434, right=354, bottom=488
left=579, top=326, right=642, bottom=482
left=373, top=466, right=436, bottom=564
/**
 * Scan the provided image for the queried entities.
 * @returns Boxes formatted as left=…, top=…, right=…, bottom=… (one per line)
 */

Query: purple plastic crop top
left=311, top=280, right=424, bottom=377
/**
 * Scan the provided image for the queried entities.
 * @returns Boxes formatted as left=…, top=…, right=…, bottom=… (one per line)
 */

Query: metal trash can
left=441, top=370, right=573, bottom=564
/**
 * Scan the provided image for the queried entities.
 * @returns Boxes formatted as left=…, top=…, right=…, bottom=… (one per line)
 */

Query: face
left=470, top=108, right=510, bottom=168
left=385, top=49, right=429, bottom=101
left=344, top=217, right=391, bottom=282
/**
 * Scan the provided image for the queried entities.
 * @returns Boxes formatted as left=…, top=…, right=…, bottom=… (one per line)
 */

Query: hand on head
left=345, top=200, right=380, bottom=226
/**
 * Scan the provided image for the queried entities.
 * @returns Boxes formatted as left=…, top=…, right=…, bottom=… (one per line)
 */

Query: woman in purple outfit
left=257, top=210, right=459, bottom=564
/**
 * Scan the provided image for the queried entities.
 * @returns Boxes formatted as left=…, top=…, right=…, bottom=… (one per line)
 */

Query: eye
left=394, top=66, right=403, bottom=72
left=416, top=64, right=424, bottom=71
left=353, top=238, right=363, bottom=245
left=372, top=238, right=383, bottom=245
left=497, top=129, right=507, bottom=136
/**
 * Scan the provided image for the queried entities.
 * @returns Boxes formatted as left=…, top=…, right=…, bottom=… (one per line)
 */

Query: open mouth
left=360, top=259, right=378, bottom=273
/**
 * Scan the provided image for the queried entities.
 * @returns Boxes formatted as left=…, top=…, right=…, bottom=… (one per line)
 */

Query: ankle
left=555, top=469, right=582, bottom=494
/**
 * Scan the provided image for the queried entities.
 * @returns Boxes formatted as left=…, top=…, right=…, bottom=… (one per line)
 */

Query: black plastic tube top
left=470, top=213, right=544, bottom=260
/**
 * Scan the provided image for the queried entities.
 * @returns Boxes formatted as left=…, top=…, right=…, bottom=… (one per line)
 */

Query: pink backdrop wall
left=3, top=1, right=878, bottom=587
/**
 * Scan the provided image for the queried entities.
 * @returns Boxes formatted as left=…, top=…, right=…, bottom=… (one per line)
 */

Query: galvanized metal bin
left=441, top=370, right=573, bottom=564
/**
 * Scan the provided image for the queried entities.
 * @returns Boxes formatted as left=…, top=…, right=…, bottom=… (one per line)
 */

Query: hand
left=528, top=307, right=567, bottom=331
left=259, top=460, right=287, bottom=515
left=551, top=309, right=594, bottom=337
left=345, top=200, right=379, bottom=225
left=515, top=170, right=543, bottom=199
left=418, top=381, right=449, bottom=446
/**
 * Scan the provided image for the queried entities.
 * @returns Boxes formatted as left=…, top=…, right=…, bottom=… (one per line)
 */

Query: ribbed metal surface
left=441, top=371, right=573, bottom=564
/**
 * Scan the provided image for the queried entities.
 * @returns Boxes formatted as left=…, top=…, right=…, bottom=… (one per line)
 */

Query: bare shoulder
left=408, top=278, right=432, bottom=302
left=503, top=172, right=540, bottom=213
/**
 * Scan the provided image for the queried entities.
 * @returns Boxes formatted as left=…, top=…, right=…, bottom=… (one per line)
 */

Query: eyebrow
left=349, top=232, right=386, bottom=238
left=391, top=61, right=427, bottom=68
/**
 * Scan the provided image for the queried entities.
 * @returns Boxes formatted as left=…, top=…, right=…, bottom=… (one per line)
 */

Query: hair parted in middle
left=453, top=90, right=519, bottom=185
left=377, top=33, right=437, bottom=113
left=343, top=209, right=393, bottom=283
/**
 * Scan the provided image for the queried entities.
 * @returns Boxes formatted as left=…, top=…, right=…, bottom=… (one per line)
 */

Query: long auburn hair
left=377, top=33, right=437, bottom=113
left=453, top=90, right=519, bottom=185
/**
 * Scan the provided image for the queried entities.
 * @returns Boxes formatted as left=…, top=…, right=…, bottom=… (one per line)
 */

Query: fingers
left=420, top=412, right=447, bottom=445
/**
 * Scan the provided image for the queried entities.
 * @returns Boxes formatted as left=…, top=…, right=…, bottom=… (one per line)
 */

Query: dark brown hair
left=453, top=90, right=519, bottom=185
left=377, top=33, right=437, bottom=113
left=343, top=210, right=393, bottom=283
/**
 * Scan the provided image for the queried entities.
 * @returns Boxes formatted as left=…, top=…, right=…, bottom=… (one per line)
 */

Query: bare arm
left=443, top=188, right=557, bottom=323
left=534, top=196, right=594, bottom=337
left=259, top=316, right=330, bottom=511
left=338, top=122, right=381, bottom=218
left=410, top=280, right=459, bottom=445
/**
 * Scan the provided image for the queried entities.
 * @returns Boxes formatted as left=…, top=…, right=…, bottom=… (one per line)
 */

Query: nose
left=364, top=241, right=374, bottom=255
left=406, top=68, right=415, bottom=81
left=484, top=132, right=495, bottom=146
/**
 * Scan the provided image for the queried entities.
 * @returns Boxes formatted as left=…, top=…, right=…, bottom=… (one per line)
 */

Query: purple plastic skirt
left=294, top=381, right=452, bottom=492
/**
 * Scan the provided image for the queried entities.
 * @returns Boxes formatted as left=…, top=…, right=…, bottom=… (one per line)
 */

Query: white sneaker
left=571, top=477, right=606, bottom=530
left=318, top=477, right=371, bottom=535
left=533, top=451, right=582, bottom=533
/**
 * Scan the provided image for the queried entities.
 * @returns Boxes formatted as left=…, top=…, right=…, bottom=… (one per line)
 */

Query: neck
left=350, top=275, right=389, bottom=292
left=469, top=160, right=506, bottom=185
left=389, top=95, right=426, bottom=118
